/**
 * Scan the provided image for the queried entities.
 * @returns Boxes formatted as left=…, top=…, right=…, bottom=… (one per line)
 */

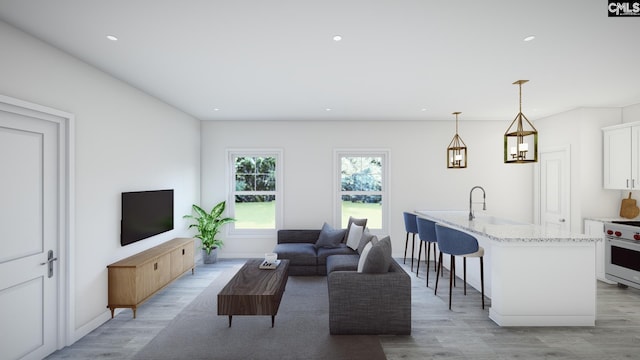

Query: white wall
left=623, top=103, right=640, bottom=123
left=535, top=107, right=622, bottom=231
left=0, top=21, right=201, bottom=342
left=202, top=120, right=533, bottom=258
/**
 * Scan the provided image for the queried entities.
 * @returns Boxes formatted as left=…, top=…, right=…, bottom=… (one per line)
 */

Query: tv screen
left=121, top=189, right=174, bottom=246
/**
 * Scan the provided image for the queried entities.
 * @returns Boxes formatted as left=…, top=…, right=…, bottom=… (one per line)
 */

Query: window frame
left=334, top=149, right=390, bottom=234
left=227, top=149, right=283, bottom=236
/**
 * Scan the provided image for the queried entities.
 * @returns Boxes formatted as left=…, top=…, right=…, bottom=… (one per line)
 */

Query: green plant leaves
left=183, top=201, right=236, bottom=252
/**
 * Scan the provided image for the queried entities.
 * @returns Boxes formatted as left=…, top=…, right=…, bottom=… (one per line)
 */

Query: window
left=335, top=150, right=389, bottom=231
left=228, top=150, right=282, bottom=234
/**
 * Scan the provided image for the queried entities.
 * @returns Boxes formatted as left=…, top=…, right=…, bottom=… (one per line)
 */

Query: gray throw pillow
left=362, top=236, right=392, bottom=273
left=357, top=229, right=376, bottom=255
left=315, top=223, right=346, bottom=248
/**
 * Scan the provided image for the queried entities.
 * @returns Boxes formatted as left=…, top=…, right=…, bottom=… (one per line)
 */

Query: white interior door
left=540, top=146, right=571, bottom=231
left=0, top=108, right=59, bottom=360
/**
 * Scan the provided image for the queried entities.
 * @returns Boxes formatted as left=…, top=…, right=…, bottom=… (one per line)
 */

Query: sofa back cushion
left=359, top=236, right=392, bottom=273
left=357, top=230, right=376, bottom=255
left=277, top=229, right=322, bottom=244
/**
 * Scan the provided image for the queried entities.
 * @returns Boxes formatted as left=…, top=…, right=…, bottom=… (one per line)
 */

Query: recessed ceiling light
left=325, top=108, right=332, bottom=112
left=213, top=108, right=220, bottom=112
left=523, top=35, right=536, bottom=42
left=333, top=35, right=342, bottom=42
left=106, top=35, right=118, bottom=41
left=421, top=108, right=427, bottom=112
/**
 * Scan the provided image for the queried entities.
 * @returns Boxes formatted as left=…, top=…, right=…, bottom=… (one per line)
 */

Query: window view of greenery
left=233, top=156, right=276, bottom=229
left=341, top=156, right=383, bottom=228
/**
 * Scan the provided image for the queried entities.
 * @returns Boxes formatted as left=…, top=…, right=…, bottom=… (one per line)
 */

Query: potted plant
left=184, top=201, right=235, bottom=264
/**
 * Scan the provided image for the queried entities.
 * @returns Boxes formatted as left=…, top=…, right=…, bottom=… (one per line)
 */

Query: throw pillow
left=357, top=229, right=376, bottom=255
left=345, top=224, right=364, bottom=251
left=362, top=236, right=392, bottom=273
left=344, top=216, right=367, bottom=243
left=315, top=223, right=346, bottom=248
left=357, top=241, right=374, bottom=272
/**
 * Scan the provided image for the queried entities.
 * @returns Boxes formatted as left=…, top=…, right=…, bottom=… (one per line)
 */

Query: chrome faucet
left=469, top=186, right=486, bottom=220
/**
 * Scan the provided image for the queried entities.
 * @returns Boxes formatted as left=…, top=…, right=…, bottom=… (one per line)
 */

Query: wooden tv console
left=107, top=237, right=195, bottom=318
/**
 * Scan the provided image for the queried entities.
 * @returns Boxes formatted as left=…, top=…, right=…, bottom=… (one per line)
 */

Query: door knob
left=559, top=219, right=566, bottom=223
left=40, top=250, right=58, bottom=278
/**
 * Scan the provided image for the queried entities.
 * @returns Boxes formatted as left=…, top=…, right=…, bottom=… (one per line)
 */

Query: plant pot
left=202, top=247, right=218, bottom=264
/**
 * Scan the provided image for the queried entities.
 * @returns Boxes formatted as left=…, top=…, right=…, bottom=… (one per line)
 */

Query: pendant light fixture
left=447, top=111, right=467, bottom=168
left=504, top=80, right=538, bottom=163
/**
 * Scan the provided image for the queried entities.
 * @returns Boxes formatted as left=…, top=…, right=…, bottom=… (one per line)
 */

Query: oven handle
left=606, top=237, right=640, bottom=251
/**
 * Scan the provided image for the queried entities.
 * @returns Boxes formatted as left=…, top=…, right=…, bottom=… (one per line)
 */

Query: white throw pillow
left=357, top=242, right=373, bottom=272
left=346, top=224, right=363, bottom=250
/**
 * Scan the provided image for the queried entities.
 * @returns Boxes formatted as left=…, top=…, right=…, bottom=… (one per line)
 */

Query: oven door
left=605, top=237, right=640, bottom=289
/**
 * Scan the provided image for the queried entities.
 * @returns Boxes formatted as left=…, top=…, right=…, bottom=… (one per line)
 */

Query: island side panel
left=489, top=241, right=596, bottom=326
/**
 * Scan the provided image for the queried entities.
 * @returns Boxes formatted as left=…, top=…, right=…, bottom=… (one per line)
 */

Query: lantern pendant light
left=504, top=80, right=538, bottom=163
left=447, top=111, right=467, bottom=168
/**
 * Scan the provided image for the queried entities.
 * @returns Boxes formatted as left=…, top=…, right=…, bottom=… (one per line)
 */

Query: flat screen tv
left=121, top=189, right=174, bottom=246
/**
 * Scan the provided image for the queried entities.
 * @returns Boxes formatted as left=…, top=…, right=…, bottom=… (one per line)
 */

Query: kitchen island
left=416, top=210, right=599, bottom=327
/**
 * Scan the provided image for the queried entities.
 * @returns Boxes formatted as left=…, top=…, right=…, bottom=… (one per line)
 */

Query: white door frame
left=0, top=94, right=75, bottom=350
left=534, top=145, right=571, bottom=229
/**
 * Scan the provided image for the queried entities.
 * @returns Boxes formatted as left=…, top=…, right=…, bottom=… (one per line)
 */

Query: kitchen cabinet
left=603, top=122, right=640, bottom=190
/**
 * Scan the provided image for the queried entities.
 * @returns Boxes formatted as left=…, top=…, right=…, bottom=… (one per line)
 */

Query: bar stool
left=402, top=212, right=419, bottom=271
left=416, top=217, right=439, bottom=287
left=434, top=223, right=485, bottom=310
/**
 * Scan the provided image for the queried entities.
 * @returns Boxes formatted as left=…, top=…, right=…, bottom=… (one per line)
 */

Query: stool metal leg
left=449, top=255, right=454, bottom=310
left=463, top=257, right=467, bottom=295
left=410, top=233, right=416, bottom=271
left=416, top=240, right=423, bottom=276
left=434, top=252, right=443, bottom=292
left=480, top=256, right=485, bottom=309
left=426, top=241, right=431, bottom=285
left=403, top=232, right=409, bottom=264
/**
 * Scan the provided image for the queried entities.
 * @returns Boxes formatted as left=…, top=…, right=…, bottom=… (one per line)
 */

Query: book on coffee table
left=259, top=259, right=281, bottom=270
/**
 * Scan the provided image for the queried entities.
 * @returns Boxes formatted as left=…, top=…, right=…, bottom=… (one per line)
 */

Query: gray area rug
left=134, top=266, right=386, bottom=360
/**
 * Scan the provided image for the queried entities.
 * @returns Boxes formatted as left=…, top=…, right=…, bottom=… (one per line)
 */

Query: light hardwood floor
left=47, top=258, right=640, bottom=360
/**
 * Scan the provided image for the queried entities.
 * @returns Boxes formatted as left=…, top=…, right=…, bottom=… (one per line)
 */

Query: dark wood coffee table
left=217, top=259, right=289, bottom=327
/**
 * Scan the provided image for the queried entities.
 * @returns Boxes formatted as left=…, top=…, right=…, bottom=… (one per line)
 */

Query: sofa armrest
left=277, top=229, right=321, bottom=244
left=327, top=261, right=411, bottom=335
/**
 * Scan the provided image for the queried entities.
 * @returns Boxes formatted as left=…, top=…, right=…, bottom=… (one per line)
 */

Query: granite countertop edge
left=416, top=210, right=600, bottom=243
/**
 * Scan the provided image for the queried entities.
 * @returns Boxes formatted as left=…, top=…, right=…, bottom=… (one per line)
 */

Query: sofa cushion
left=361, top=236, right=392, bottom=273
left=272, top=243, right=317, bottom=266
left=344, top=216, right=367, bottom=242
left=345, top=224, right=364, bottom=250
left=315, top=223, right=347, bottom=249
left=357, top=230, right=376, bottom=255
left=317, top=244, right=357, bottom=265
left=326, top=254, right=360, bottom=273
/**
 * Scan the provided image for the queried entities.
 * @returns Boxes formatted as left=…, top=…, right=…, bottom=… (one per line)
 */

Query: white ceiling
left=1, top=0, right=639, bottom=121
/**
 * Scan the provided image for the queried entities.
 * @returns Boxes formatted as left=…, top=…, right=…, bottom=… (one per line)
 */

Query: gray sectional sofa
left=273, top=229, right=356, bottom=275
left=273, top=226, right=412, bottom=335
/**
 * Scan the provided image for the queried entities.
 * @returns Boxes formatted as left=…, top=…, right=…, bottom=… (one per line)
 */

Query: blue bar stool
left=416, top=217, right=439, bottom=287
left=434, top=223, right=485, bottom=310
left=402, top=212, right=419, bottom=271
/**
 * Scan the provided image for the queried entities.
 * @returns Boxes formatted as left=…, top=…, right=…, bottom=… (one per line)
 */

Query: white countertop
left=416, top=210, right=599, bottom=243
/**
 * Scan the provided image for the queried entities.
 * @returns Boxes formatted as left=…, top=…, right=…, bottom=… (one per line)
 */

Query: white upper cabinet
left=603, top=122, right=640, bottom=189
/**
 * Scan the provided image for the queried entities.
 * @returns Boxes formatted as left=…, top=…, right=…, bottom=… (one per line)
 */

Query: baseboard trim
left=72, top=310, right=112, bottom=344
